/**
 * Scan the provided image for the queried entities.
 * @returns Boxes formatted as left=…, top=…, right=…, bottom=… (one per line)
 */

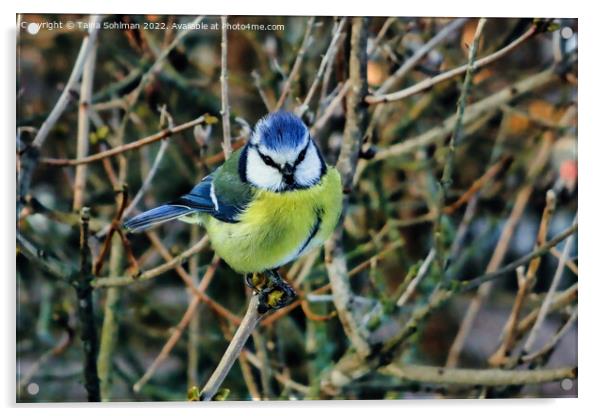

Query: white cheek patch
left=246, top=148, right=284, bottom=191
left=294, top=142, right=322, bottom=187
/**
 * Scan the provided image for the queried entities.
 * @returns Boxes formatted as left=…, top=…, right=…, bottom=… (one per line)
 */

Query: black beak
left=282, top=164, right=295, bottom=185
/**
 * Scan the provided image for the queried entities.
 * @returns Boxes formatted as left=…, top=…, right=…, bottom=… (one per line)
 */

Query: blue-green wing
left=176, top=148, right=254, bottom=223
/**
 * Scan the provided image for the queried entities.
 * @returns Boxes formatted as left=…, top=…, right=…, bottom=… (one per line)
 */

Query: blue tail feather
left=122, top=205, right=193, bottom=233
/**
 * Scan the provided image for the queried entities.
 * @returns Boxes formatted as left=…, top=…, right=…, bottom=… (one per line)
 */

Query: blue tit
left=123, top=111, right=343, bottom=312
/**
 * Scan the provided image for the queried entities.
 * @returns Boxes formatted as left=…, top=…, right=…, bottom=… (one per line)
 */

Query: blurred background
left=16, top=15, right=577, bottom=402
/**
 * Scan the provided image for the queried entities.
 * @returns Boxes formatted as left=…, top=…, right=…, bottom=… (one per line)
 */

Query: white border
left=3, top=1, right=600, bottom=415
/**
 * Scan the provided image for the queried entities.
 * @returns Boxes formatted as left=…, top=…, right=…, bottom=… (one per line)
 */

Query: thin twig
left=18, top=15, right=101, bottom=215
left=516, top=283, right=577, bottom=339
left=251, top=70, right=274, bottom=112
left=243, top=349, right=310, bottom=396
left=489, top=190, right=557, bottom=366
left=445, top=132, right=554, bottom=368
left=73, top=36, right=98, bottom=211
left=521, top=307, right=577, bottom=363
left=434, top=18, right=486, bottom=276
left=488, top=266, right=530, bottom=367
left=275, top=17, right=315, bottom=110
left=366, top=24, right=539, bottom=104
left=443, top=155, right=512, bottom=215
left=396, top=248, right=436, bottom=307
left=371, top=68, right=557, bottom=162
left=459, top=223, right=577, bottom=293
left=17, top=327, right=74, bottom=396
left=17, top=232, right=75, bottom=283
left=96, top=138, right=170, bottom=239
left=94, top=187, right=129, bottom=275
left=200, top=295, right=263, bottom=401
left=522, top=214, right=578, bottom=355
left=133, top=256, right=219, bottom=392
left=375, top=18, right=468, bottom=95
left=296, top=17, right=347, bottom=117
left=92, top=235, right=209, bottom=287
left=238, top=351, right=262, bottom=400
left=40, top=115, right=209, bottom=166
left=220, top=16, right=232, bottom=159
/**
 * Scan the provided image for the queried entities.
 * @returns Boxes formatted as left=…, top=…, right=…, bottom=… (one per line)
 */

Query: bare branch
left=133, top=256, right=219, bottom=392
left=200, top=295, right=263, bottom=401
left=40, top=115, right=210, bottom=166
left=381, top=364, right=575, bottom=386
left=325, top=17, right=372, bottom=359
left=366, top=24, right=538, bottom=104
left=73, top=35, right=98, bottom=211
left=296, top=17, right=347, bottom=117
left=92, top=235, right=210, bottom=287
left=372, top=68, right=558, bottom=162
left=522, top=214, right=578, bottom=355
left=275, top=17, right=315, bottom=110
left=220, top=16, right=232, bottom=159
left=374, top=18, right=468, bottom=95
left=18, top=15, right=101, bottom=214
left=77, top=207, right=101, bottom=401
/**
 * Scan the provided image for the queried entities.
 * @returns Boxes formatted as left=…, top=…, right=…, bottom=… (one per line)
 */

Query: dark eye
left=258, top=152, right=278, bottom=168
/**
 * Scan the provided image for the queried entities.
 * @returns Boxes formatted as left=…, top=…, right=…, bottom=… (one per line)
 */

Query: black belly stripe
left=298, top=209, right=323, bottom=255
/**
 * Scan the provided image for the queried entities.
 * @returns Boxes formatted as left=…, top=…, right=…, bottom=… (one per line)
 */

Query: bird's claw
left=250, top=270, right=296, bottom=314
left=257, top=282, right=296, bottom=314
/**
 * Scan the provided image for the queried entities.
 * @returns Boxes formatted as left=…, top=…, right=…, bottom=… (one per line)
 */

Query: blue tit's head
left=243, top=111, right=326, bottom=191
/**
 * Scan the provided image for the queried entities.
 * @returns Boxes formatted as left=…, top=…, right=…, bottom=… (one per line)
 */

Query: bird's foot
left=255, top=270, right=297, bottom=314
left=244, top=273, right=266, bottom=293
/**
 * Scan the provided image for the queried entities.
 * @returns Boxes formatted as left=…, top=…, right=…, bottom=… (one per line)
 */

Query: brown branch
left=522, top=214, right=578, bottom=355
left=133, top=256, right=219, bottom=392
left=40, top=115, right=210, bottom=166
left=443, top=155, right=513, bottom=215
left=325, top=17, right=372, bottom=359
left=521, top=307, right=577, bottom=363
left=200, top=295, right=263, bottom=401
left=372, top=68, right=558, bottom=162
left=446, top=133, right=554, bottom=368
left=319, top=223, right=577, bottom=394
left=275, top=17, right=315, bottom=110
left=374, top=18, right=468, bottom=95
left=296, top=17, right=347, bottom=117
left=489, top=189, right=557, bottom=367
left=381, top=364, right=575, bottom=386
left=91, top=235, right=210, bottom=287
left=72, top=35, right=98, bottom=211
left=220, top=16, right=232, bottom=159
left=94, top=187, right=129, bottom=276
left=18, top=15, right=101, bottom=215
left=433, top=18, right=487, bottom=277
left=366, top=24, right=538, bottom=104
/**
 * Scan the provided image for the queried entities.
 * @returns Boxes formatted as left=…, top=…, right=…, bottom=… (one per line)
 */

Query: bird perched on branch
left=123, top=111, right=343, bottom=313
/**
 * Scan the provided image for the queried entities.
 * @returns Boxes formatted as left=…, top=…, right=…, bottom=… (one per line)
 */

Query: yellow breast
left=204, top=168, right=342, bottom=273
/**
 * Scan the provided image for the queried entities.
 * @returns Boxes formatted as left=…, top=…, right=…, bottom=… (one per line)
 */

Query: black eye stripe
left=253, top=146, right=279, bottom=169
left=251, top=139, right=311, bottom=171
left=293, top=140, right=311, bottom=168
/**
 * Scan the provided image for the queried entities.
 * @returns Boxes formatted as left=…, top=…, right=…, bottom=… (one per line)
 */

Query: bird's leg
left=256, top=269, right=297, bottom=314
left=244, top=273, right=266, bottom=293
